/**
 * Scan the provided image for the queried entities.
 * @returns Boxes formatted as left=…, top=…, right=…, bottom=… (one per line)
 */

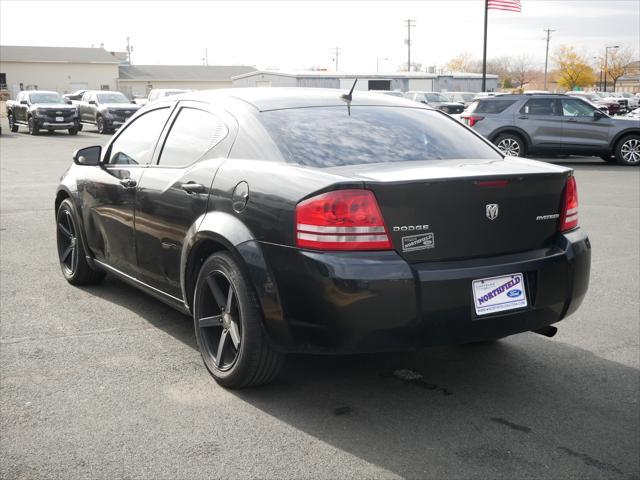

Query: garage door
left=408, top=79, right=434, bottom=91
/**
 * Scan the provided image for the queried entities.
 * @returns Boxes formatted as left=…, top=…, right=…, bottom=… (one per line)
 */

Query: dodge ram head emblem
left=486, top=203, right=499, bottom=220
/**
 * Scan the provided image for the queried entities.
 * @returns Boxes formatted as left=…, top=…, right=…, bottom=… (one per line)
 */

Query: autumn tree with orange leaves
left=553, top=45, right=596, bottom=91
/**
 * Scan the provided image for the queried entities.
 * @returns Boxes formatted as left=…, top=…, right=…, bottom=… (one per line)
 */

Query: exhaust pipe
left=532, top=326, right=558, bottom=338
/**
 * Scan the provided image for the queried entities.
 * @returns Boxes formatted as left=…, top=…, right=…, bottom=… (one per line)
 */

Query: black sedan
left=55, top=88, right=591, bottom=388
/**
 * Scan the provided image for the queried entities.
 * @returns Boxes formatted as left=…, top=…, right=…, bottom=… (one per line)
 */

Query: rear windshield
left=467, top=99, right=517, bottom=114
left=259, top=106, right=501, bottom=167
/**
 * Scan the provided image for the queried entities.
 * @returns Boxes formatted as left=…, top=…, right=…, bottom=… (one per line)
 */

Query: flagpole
left=482, top=0, right=488, bottom=91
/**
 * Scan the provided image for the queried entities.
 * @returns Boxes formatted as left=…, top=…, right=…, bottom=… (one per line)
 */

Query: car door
left=134, top=101, right=236, bottom=298
left=15, top=92, right=27, bottom=122
left=560, top=97, right=613, bottom=154
left=79, top=92, right=91, bottom=122
left=514, top=98, right=563, bottom=152
left=81, top=106, right=173, bottom=276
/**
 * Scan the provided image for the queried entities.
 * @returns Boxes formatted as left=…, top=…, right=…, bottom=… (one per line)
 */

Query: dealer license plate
left=472, top=273, right=527, bottom=316
left=56, top=116, right=64, bottom=122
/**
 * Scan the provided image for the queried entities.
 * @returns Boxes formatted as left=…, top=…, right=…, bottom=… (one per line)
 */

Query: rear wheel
left=28, top=116, right=39, bottom=135
left=8, top=113, right=18, bottom=132
left=68, top=127, right=78, bottom=135
left=615, top=135, right=640, bottom=166
left=494, top=134, right=524, bottom=157
left=193, top=252, right=284, bottom=388
left=56, top=199, right=105, bottom=285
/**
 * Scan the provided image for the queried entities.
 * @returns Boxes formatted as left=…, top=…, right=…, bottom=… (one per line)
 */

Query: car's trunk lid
left=326, top=158, right=570, bottom=263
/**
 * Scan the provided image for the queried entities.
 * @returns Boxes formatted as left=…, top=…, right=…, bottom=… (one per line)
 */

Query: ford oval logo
left=507, top=289, right=522, bottom=298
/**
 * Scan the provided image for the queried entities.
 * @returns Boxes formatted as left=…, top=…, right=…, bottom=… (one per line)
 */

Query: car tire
left=8, top=113, right=18, bottom=132
left=96, top=116, right=107, bottom=134
left=615, top=135, right=640, bottom=166
left=494, top=134, right=525, bottom=157
left=193, top=252, right=284, bottom=388
left=77, top=124, right=83, bottom=132
left=28, top=116, right=39, bottom=135
left=56, top=199, right=106, bottom=285
left=68, top=127, right=78, bottom=135
left=600, top=155, right=616, bottom=163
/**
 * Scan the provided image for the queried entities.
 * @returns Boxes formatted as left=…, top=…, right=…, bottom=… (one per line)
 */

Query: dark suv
left=461, top=94, right=640, bottom=165
left=78, top=90, right=141, bottom=134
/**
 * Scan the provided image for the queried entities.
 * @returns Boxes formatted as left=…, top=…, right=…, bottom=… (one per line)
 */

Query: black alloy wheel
left=8, top=114, right=18, bottom=132
left=193, top=252, right=283, bottom=388
left=56, top=199, right=105, bottom=285
left=28, top=116, right=39, bottom=135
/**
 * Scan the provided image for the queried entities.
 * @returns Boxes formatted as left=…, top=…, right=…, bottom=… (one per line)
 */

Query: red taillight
left=295, top=189, right=392, bottom=251
left=462, top=115, right=484, bottom=127
left=559, top=176, right=579, bottom=232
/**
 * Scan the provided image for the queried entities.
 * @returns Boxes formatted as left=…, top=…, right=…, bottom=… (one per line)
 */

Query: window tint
left=259, top=106, right=501, bottom=168
left=470, top=99, right=517, bottom=114
left=561, top=98, right=596, bottom=117
left=520, top=98, right=560, bottom=116
left=158, top=108, right=228, bottom=167
left=108, top=108, right=170, bottom=165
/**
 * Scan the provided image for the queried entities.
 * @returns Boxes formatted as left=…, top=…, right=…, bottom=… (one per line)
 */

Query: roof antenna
left=341, top=78, right=358, bottom=101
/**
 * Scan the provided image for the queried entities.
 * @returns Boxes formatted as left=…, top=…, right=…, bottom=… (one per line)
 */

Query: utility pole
left=331, top=47, right=342, bottom=72
left=404, top=19, right=416, bottom=72
left=203, top=49, right=209, bottom=66
left=126, top=36, right=134, bottom=65
left=603, top=45, right=619, bottom=92
left=543, top=28, right=555, bottom=91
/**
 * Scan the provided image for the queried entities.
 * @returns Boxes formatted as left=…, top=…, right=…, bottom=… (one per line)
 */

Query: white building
left=231, top=70, right=499, bottom=93
left=0, top=45, right=121, bottom=98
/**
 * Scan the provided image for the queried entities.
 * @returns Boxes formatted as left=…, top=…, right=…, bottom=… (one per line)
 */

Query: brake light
left=462, top=115, right=484, bottom=127
left=295, top=189, right=392, bottom=251
left=559, top=176, right=579, bottom=232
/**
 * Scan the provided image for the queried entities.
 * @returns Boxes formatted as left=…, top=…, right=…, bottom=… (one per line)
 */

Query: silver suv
left=462, top=94, right=640, bottom=165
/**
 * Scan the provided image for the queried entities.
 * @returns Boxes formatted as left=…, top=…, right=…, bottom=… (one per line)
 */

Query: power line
left=404, top=19, right=416, bottom=72
left=543, top=28, right=555, bottom=91
left=330, top=47, right=342, bottom=72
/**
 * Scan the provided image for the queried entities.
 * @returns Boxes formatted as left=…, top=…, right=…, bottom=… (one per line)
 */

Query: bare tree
left=510, top=54, right=537, bottom=90
left=444, top=52, right=477, bottom=73
left=605, top=47, right=634, bottom=92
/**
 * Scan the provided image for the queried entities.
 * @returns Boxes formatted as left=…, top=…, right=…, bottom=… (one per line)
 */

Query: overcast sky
left=1, top=0, right=638, bottom=72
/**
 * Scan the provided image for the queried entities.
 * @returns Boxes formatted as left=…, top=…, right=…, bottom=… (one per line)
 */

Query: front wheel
left=615, top=135, right=640, bottom=166
left=494, top=134, right=525, bottom=157
left=96, top=116, right=108, bottom=134
left=68, top=127, right=78, bottom=135
left=8, top=113, right=18, bottom=132
left=56, top=199, right=106, bottom=285
left=28, top=116, right=39, bottom=135
left=193, top=252, right=284, bottom=388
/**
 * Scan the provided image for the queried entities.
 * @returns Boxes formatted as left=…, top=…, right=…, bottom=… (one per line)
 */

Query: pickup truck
left=78, top=90, right=141, bottom=134
left=7, top=90, right=80, bottom=135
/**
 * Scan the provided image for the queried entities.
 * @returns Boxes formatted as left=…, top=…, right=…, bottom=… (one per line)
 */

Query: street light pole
left=543, top=28, right=555, bottom=91
left=603, top=45, right=619, bottom=92
left=376, top=57, right=389, bottom=72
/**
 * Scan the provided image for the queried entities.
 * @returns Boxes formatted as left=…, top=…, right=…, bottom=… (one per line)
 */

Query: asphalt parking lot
left=1, top=120, right=638, bottom=480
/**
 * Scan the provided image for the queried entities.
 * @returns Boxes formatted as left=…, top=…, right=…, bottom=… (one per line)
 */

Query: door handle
left=119, top=178, right=137, bottom=188
left=181, top=182, right=205, bottom=194
left=518, top=115, right=529, bottom=119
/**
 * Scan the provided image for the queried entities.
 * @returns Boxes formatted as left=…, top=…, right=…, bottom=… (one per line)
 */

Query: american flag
left=487, top=0, right=522, bottom=12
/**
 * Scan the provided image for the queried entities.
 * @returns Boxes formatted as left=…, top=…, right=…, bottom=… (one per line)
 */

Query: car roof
left=26, top=90, right=58, bottom=95
left=180, top=87, right=426, bottom=112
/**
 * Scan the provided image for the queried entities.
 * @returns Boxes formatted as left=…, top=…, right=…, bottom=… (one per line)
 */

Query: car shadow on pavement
left=83, top=275, right=639, bottom=479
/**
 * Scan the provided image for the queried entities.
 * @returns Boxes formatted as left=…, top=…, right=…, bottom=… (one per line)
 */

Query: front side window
left=259, top=106, right=502, bottom=168
left=520, top=98, right=560, bottom=116
left=108, top=108, right=170, bottom=165
left=562, top=98, right=597, bottom=117
left=157, top=108, right=228, bottom=167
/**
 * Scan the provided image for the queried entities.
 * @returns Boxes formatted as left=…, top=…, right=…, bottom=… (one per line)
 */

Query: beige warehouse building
left=0, top=45, right=121, bottom=99
left=117, top=65, right=256, bottom=98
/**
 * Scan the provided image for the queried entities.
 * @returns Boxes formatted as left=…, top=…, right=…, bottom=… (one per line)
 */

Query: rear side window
left=468, top=99, right=517, bottom=114
left=520, top=98, right=560, bottom=116
left=259, top=106, right=501, bottom=168
left=157, top=107, right=228, bottom=167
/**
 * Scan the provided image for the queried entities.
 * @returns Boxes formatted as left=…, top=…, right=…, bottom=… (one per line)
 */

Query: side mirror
left=88, top=100, right=97, bottom=105
left=20, top=100, right=28, bottom=105
left=73, top=146, right=102, bottom=166
left=594, top=110, right=606, bottom=120
left=64, top=98, right=72, bottom=104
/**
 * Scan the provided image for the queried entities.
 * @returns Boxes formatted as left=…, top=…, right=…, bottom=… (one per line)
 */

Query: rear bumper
left=243, top=229, right=590, bottom=354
